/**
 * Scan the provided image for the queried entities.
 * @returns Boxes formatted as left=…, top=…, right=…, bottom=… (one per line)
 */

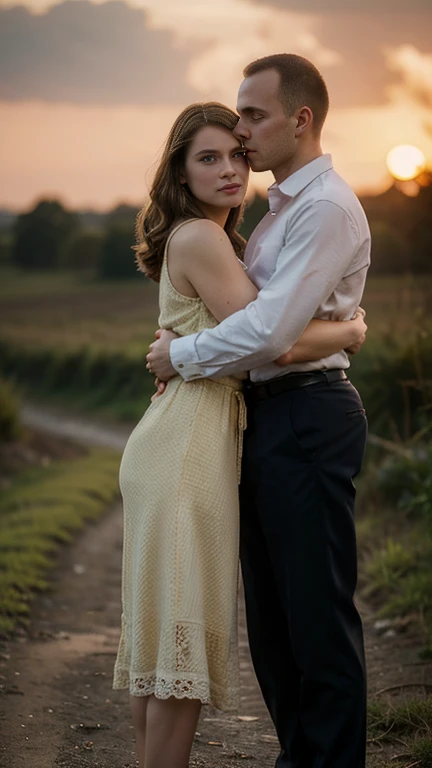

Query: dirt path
left=0, top=403, right=431, bottom=767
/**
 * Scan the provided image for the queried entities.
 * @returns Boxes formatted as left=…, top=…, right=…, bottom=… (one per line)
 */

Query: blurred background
left=1, top=0, right=432, bottom=692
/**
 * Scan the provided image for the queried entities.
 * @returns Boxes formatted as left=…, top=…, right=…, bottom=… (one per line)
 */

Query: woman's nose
left=220, top=162, right=236, bottom=177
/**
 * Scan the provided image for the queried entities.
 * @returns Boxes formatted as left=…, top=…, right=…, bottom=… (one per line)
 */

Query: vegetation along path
left=0, top=403, right=431, bottom=768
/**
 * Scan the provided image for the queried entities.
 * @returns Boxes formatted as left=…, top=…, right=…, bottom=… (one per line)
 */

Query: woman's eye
left=201, top=155, right=216, bottom=163
left=233, top=151, right=247, bottom=160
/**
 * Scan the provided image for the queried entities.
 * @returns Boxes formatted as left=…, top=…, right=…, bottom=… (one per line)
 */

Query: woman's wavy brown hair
left=134, top=102, right=247, bottom=282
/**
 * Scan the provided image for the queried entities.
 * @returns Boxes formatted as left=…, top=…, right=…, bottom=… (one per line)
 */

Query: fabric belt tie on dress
left=210, top=376, right=247, bottom=484
left=245, top=368, right=347, bottom=403
left=234, top=390, right=247, bottom=484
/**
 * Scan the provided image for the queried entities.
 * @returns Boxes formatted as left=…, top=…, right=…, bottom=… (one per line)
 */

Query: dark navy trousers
left=239, top=377, right=368, bottom=768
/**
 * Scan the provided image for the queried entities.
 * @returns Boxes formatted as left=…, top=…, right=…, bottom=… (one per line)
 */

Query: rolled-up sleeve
left=170, top=200, right=359, bottom=380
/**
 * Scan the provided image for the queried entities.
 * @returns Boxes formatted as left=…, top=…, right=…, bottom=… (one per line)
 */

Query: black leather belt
left=245, top=369, right=348, bottom=402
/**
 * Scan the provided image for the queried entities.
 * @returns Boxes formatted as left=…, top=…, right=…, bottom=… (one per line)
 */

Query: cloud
left=0, top=0, right=201, bottom=104
left=248, top=0, right=431, bottom=11
left=187, top=7, right=341, bottom=106
left=386, top=45, right=432, bottom=137
left=243, top=0, right=432, bottom=108
left=387, top=45, right=432, bottom=109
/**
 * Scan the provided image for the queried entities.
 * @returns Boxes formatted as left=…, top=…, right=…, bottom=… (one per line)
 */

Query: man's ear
left=295, top=106, right=313, bottom=137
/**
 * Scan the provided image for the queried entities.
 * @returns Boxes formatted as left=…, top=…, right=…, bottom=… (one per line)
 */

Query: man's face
left=233, top=69, right=298, bottom=180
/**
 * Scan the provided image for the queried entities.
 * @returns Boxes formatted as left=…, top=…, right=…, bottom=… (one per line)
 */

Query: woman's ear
left=179, top=172, right=187, bottom=185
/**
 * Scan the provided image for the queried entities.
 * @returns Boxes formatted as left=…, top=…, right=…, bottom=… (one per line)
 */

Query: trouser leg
left=241, top=380, right=368, bottom=768
left=240, top=444, right=311, bottom=767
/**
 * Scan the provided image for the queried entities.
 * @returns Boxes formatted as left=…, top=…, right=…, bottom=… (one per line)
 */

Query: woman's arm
left=150, top=222, right=256, bottom=399
left=274, top=311, right=367, bottom=366
left=168, top=219, right=258, bottom=321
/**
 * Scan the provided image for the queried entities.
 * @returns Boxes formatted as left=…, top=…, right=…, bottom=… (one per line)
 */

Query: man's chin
left=248, top=156, right=269, bottom=173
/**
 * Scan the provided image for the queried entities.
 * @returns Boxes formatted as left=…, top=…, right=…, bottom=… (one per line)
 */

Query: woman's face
left=181, top=125, right=249, bottom=214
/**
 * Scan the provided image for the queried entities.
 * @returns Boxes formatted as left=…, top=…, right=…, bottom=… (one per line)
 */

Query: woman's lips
left=219, top=184, right=241, bottom=194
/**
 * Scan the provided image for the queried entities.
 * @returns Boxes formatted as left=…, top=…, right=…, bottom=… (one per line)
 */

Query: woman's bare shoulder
left=169, top=219, right=230, bottom=255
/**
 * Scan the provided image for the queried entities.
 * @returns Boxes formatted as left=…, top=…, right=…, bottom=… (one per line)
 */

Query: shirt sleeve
left=170, top=200, right=360, bottom=380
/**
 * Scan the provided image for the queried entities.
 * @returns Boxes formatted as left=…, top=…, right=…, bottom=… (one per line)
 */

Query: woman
left=113, top=102, right=366, bottom=768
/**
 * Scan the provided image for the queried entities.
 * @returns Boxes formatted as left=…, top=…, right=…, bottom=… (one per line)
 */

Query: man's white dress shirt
left=170, top=154, right=371, bottom=383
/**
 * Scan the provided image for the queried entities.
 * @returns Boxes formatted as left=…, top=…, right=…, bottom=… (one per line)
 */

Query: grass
left=368, top=697, right=432, bottom=740
left=357, top=440, right=432, bottom=643
left=363, top=538, right=419, bottom=600
left=0, top=447, right=121, bottom=634
left=367, top=698, right=432, bottom=767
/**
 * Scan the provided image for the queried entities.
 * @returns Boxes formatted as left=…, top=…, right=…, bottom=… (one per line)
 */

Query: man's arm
left=150, top=200, right=363, bottom=381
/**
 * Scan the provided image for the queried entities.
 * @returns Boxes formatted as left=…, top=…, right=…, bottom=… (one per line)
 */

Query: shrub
left=64, top=230, right=104, bottom=271
left=369, top=221, right=410, bottom=275
left=350, top=333, right=432, bottom=439
left=377, top=447, right=432, bottom=537
left=0, top=233, right=12, bottom=266
left=239, top=194, right=269, bottom=240
left=98, top=224, right=139, bottom=280
left=363, top=443, right=432, bottom=638
left=12, top=199, right=79, bottom=270
left=363, top=538, right=418, bottom=598
left=0, top=339, right=153, bottom=420
left=0, top=377, right=20, bottom=443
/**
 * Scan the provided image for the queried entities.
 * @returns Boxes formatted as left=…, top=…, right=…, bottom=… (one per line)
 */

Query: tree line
left=1, top=176, right=431, bottom=279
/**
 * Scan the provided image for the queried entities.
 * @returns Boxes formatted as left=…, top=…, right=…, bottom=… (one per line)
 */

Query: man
left=147, top=54, right=371, bottom=768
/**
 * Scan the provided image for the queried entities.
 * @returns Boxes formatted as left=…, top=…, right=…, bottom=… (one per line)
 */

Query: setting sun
left=386, top=144, right=426, bottom=181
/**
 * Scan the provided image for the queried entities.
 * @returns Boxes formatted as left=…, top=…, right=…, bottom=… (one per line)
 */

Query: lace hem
left=113, top=619, right=239, bottom=710
left=113, top=667, right=238, bottom=711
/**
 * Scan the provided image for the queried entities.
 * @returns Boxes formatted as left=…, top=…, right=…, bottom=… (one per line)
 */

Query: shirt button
left=178, top=363, right=184, bottom=369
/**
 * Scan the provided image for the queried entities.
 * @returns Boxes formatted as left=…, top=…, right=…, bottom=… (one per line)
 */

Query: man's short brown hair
left=243, top=54, right=329, bottom=133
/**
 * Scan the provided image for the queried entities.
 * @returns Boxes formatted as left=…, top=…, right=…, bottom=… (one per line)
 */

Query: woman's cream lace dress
left=113, top=222, right=246, bottom=711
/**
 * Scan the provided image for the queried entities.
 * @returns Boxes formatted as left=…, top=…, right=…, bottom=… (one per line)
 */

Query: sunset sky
left=1, top=0, right=432, bottom=210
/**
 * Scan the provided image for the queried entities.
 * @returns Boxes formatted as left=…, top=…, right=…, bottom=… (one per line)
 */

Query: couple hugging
left=113, top=53, right=371, bottom=768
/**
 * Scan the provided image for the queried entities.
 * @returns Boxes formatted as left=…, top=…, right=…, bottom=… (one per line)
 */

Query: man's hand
left=345, top=308, right=367, bottom=355
left=146, top=329, right=179, bottom=381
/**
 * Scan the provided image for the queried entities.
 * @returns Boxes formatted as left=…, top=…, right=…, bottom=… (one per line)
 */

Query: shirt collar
left=267, top=153, right=333, bottom=215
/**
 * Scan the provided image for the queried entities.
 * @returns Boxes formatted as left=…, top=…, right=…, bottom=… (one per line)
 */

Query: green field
left=1, top=268, right=432, bottom=352
left=1, top=267, right=432, bottom=423
left=0, top=268, right=159, bottom=356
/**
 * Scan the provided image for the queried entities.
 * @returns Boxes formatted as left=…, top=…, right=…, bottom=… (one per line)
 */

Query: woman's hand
left=150, top=378, right=167, bottom=402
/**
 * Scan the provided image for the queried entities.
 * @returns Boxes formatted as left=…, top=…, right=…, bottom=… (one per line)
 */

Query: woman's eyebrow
left=194, top=146, right=243, bottom=157
left=194, top=148, right=219, bottom=156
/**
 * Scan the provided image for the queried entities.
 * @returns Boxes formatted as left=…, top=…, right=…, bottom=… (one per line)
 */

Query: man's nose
left=233, top=119, right=250, bottom=140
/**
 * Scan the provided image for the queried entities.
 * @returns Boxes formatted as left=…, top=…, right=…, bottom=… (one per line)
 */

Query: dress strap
left=164, top=218, right=203, bottom=254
